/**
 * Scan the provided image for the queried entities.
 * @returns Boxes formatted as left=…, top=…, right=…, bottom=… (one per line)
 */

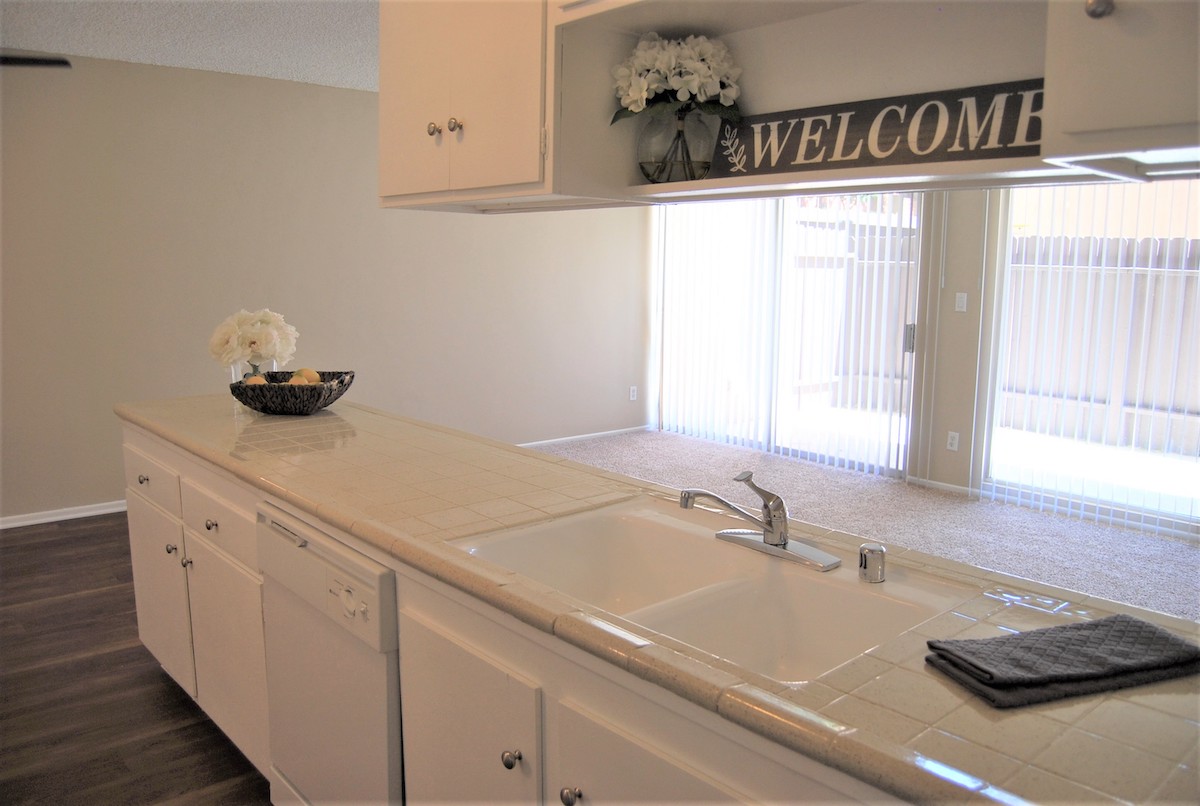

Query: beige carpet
left=532, top=429, right=1200, bottom=622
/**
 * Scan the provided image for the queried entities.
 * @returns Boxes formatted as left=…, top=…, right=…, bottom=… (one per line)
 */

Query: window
left=656, top=192, right=923, bottom=475
left=986, top=179, right=1200, bottom=535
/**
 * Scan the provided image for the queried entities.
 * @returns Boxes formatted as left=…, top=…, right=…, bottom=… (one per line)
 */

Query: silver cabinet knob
left=137, top=474, right=149, bottom=485
left=204, top=519, right=218, bottom=531
left=1085, top=0, right=1116, bottom=18
left=500, top=749, right=522, bottom=770
left=165, top=544, right=178, bottom=554
left=181, top=557, right=193, bottom=568
left=426, top=122, right=441, bottom=136
left=560, top=787, right=582, bottom=805
left=447, top=117, right=464, bottom=132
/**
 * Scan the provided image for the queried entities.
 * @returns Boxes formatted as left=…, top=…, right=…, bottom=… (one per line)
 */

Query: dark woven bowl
left=229, top=371, right=354, bottom=416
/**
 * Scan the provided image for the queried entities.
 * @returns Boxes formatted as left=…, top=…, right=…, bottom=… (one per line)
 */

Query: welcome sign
left=708, top=78, right=1044, bottom=179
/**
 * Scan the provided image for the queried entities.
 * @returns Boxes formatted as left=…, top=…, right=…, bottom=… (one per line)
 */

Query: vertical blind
left=658, top=193, right=922, bottom=476
left=987, top=179, right=1200, bottom=536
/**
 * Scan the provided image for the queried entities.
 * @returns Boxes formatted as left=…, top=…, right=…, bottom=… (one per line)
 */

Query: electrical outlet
left=946, top=431, right=960, bottom=451
left=629, top=386, right=638, bottom=401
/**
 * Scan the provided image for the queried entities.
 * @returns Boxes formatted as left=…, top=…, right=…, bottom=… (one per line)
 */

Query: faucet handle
left=733, top=471, right=779, bottom=507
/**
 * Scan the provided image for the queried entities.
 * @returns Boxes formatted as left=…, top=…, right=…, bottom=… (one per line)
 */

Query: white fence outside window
left=987, top=180, right=1200, bottom=536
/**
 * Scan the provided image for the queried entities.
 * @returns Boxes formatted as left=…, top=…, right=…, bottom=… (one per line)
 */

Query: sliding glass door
left=658, top=192, right=923, bottom=476
left=987, top=179, right=1200, bottom=535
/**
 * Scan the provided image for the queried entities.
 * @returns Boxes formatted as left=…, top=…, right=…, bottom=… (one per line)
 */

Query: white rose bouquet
left=209, top=308, right=298, bottom=374
left=611, top=33, right=742, bottom=124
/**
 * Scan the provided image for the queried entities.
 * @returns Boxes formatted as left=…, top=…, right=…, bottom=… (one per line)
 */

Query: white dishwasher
left=257, top=503, right=402, bottom=805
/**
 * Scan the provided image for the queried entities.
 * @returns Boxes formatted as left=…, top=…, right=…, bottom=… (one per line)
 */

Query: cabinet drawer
left=123, top=444, right=181, bottom=516
left=181, top=479, right=258, bottom=571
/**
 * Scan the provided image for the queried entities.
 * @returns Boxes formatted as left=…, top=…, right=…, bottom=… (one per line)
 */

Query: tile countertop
left=115, top=395, right=1200, bottom=804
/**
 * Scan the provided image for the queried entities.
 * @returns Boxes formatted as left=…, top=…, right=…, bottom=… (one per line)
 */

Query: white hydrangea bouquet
left=209, top=308, right=298, bottom=378
left=610, top=33, right=742, bottom=124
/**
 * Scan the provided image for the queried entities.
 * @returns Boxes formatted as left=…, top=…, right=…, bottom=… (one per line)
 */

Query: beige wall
left=910, top=192, right=992, bottom=491
left=1, top=57, right=652, bottom=520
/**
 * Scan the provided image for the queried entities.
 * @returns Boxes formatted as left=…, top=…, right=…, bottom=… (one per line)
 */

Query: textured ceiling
left=0, top=0, right=379, bottom=91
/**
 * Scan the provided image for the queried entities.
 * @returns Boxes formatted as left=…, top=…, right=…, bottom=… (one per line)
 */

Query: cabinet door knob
left=500, top=749, right=522, bottom=770
left=1085, top=0, right=1116, bottom=18
left=204, top=519, right=218, bottom=531
left=447, top=117, right=464, bottom=132
left=426, top=122, right=442, bottom=136
left=165, top=544, right=178, bottom=554
left=137, top=474, right=150, bottom=485
left=181, top=557, right=193, bottom=568
left=560, top=787, right=582, bottom=805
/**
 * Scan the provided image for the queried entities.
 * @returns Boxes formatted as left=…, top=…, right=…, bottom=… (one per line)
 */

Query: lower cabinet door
left=126, top=492, right=196, bottom=696
left=399, top=611, right=542, bottom=803
left=185, top=532, right=270, bottom=773
left=548, top=698, right=738, bottom=804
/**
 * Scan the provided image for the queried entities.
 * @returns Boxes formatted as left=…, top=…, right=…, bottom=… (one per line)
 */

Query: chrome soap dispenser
left=859, top=542, right=886, bottom=583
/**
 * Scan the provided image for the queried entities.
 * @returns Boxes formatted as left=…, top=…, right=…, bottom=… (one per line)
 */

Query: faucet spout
left=679, top=488, right=766, bottom=531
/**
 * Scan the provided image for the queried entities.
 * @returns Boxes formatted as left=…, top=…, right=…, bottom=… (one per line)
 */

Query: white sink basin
left=454, top=495, right=977, bottom=682
left=455, top=495, right=763, bottom=614
left=627, top=562, right=975, bottom=683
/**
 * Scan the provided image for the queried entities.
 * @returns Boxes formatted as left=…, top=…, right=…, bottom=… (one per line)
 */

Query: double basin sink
left=453, top=495, right=976, bottom=683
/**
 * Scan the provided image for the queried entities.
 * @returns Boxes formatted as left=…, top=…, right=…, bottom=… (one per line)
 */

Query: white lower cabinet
left=396, top=566, right=892, bottom=805
left=184, top=530, right=269, bottom=772
left=126, top=491, right=196, bottom=696
left=399, top=607, right=733, bottom=804
left=399, top=611, right=542, bottom=802
left=547, top=698, right=737, bottom=804
left=122, top=430, right=270, bottom=774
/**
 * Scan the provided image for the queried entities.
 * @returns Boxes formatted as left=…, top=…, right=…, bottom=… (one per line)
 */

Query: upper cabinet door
left=1043, top=0, right=1199, bottom=156
left=379, top=0, right=452, bottom=196
left=379, top=0, right=545, bottom=198
left=450, top=1, right=545, bottom=191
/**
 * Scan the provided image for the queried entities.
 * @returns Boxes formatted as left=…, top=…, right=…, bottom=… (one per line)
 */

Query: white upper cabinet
left=1042, top=0, right=1200, bottom=176
left=379, top=0, right=547, bottom=202
left=378, top=0, right=1200, bottom=211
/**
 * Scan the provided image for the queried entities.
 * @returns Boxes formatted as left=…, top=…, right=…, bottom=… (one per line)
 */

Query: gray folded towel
left=925, top=613, right=1200, bottom=708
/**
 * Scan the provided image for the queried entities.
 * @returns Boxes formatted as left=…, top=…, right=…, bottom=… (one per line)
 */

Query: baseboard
left=520, top=425, right=653, bottom=448
left=1, top=500, right=127, bottom=530
left=906, top=477, right=974, bottom=498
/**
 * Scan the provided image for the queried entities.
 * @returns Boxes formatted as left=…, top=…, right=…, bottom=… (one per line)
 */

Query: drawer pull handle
left=560, top=787, right=582, bottom=806
left=137, top=474, right=149, bottom=485
left=447, top=116, right=464, bottom=132
left=205, top=519, right=218, bottom=531
left=165, top=544, right=178, bottom=555
left=500, top=749, right=522, bottom=770
left=181, top=557, right=193, bottom=568
left=426, top=121, right=442, bottom=136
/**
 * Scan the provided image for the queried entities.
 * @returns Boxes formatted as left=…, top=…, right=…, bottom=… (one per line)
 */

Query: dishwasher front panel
left=256, top=503, right=402, bottom=804
left=262, top=580, right=402, bottom=804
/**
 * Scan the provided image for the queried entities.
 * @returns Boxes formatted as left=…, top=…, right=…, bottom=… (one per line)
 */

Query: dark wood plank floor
left=0, top=513, right=270, bottom=805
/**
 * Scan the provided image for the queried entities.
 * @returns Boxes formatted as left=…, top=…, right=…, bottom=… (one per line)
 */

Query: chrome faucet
left=680, top=471, right=841, bottom=572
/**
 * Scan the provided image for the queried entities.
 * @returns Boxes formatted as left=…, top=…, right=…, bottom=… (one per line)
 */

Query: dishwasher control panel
left=257, top=503, right=397, bottom=653
left=328, top=570, right=379, bottom=629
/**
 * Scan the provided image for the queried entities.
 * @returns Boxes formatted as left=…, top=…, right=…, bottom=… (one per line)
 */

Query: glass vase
left=230, top=358, right=277, bottom=383
left=637, top=109, right=717, bottom=183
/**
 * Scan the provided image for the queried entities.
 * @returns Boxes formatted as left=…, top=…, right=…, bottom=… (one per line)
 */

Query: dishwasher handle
left=268, top=518, right=309, bottom=548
